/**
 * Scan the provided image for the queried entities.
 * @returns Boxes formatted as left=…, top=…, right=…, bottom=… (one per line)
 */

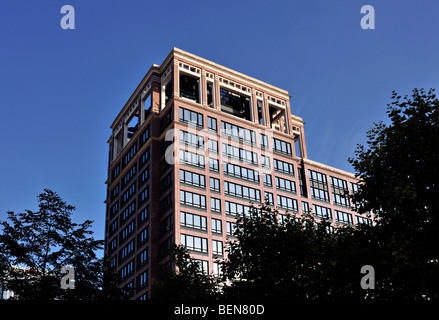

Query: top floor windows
left=308, top=169, right=330, bottom=202
left=179, top=107, right=203, bottom=128
left=180, top=73, right=200, bottom=103
left=272, top=138, right=292, bottom=156
left=220, top=88, right=251, bottom=121
left=330, top=176, right=350, bottom=207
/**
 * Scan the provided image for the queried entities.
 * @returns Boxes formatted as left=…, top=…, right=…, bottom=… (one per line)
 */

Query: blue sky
left=1, top=0, right=438, bottom=250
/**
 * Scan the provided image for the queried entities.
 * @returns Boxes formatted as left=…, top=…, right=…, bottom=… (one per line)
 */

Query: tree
left=151, top=244, right=220, bottom=300
left=0, top=189, right=105, bottom=300
left=221, top=203, right=337, bottom=300
left=348, top=88, right=439, bottom=299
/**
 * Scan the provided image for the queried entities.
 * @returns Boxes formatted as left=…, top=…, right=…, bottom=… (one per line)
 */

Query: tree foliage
left=0, top=189, right=107, bottom=300
left=151, top=244, right=220, bottom=300
left=156, top=88, right=439, bottom=301
left=348, top=88, right=439, bottom=299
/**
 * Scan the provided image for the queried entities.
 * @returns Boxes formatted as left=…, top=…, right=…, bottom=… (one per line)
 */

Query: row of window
left=180, top=211, right=237, bottom=236
left=180, top=234, right=224, bottom=256
left=178, top=107, right=291, bottom=152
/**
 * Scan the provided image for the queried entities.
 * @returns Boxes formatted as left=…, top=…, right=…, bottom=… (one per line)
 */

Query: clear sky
left=1, top=0, right=438, bottom=251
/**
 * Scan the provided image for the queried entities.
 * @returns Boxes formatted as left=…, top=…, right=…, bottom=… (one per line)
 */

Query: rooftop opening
left=143, top=92, right=151, bottom=121
left=269, top=105, right=287, bottom=133
left=180, top=73, right=200, bottom=103
left=127, top=112, right=139, bottom=142
left=220, top=87, right=251, bottom=121
left=207, top=82, right=214, bottom=108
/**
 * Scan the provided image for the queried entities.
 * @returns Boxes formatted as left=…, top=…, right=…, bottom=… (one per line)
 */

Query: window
left=212, top=218, right=222, bottom=234
left=222, top=143, right=258, bottom=164
left=208, top=139, right=218, bottom=153
left=110, top=219, right=118, bottom=235
left=120, top=260, right=134, bottom=280
left=211, top=197, right=221, bottom=213
left=120, top=220, right=135, bottom=241
left=210, top=177, right=220, bottom=192
left=208, top=116, right=217, bottom=132
left=160, top=172, right=173, bottom=192
left=179, top=130, right=204, bottom=149
left=277, top=195, right=298, bottom=211
left=180, top=211, right=207, bottom=230
left=160, top=192, right=173, bottom=212
left=272, top=138, right=292, bottom=155
left=356, top=215, right=372, bottom=225
left=140, top=125, right=150, bottom=146
left=331, top=176, right=350, bottom=207
left=220, top=88, right=252, bottom=121
left=221, top=120, right=256, bottom=144
left=139, top=166, right=149, bottom=186
left=261, top=155, right=271, bottom=168
left=180, top=169, right=206, bottom=188
left=260, top=134, right=269, bottom=149
left=111, top=201, right=119, bottom=217
left=350, top=182, right=361, bottom=210
left=213, top=262, right=223, bottom=277
left=164, top=77, right=173, bottom=106
left=121, top=201, right=136, bottom=222
left=275, top=176, right=296, bottom=193
left=264, top=192, right=274, bottom=205
left=122, top=182, right=136, bottom=204
left=137, top=270, right=148, bottom=289
left=109, top=237, right=117, bottom=252
left=180, top=73, right=200, bottom=103
left=120, top=240, right=134, bottom=261
left=263, top=173, right=272, bottom=186
left=312, top=204, right=332, bottom=220
left=123, top=143, right=138, bottom=168
left=209, top=158, right=219, bottom=172
left=225, top=200, right=252, bottom=217
left=180, top=190, right=206, bottom=209
left=138, top=207, right=149, bottom=224
left=224, top=181, right=261, bottom=202
left=335, top=210, right=353, bottom=225
left=308, top=170, right=330, bottom=202
left=226, top=221, right=237, bottom=236
left=212, top=240, right=223, bottom=256
left=207, top=82, right=214, bottom=108
left=298, top=167, right=307, bottom=197
left=160, top=108, right=173, bottom=133
left=181, top=234, right=208, bottom=253
left=139, top=186, right=149, bottom=203
left=112, top=164, right=121, bottom=181
left=139, top=147, right=150, bottom=168
left=302, top=201, right=310, bottom=215
left=257, top=100, right=264, bottom=125
left=194, top=259, right=209, bottom=274
left=274, top=159, right=294, bottom=176
left=138, top=226, right=149, bottom=245
left=160, top=214, right=173, bottom=235
left=179, top=107, right=203, bottom=127
left=111, top=184, right=119, bottom=201
left=123, top=164, right=137, bottom=188
left=179, top=149, right=205, bottom=168
left=223, top=162, right=259, bottom=183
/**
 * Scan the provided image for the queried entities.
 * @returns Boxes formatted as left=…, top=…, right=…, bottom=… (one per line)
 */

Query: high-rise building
left=104, top=48, right=372, bottom=300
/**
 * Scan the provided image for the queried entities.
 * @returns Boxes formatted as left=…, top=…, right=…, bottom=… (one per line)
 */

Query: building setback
left=104, top=48, right=372, bottom=300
